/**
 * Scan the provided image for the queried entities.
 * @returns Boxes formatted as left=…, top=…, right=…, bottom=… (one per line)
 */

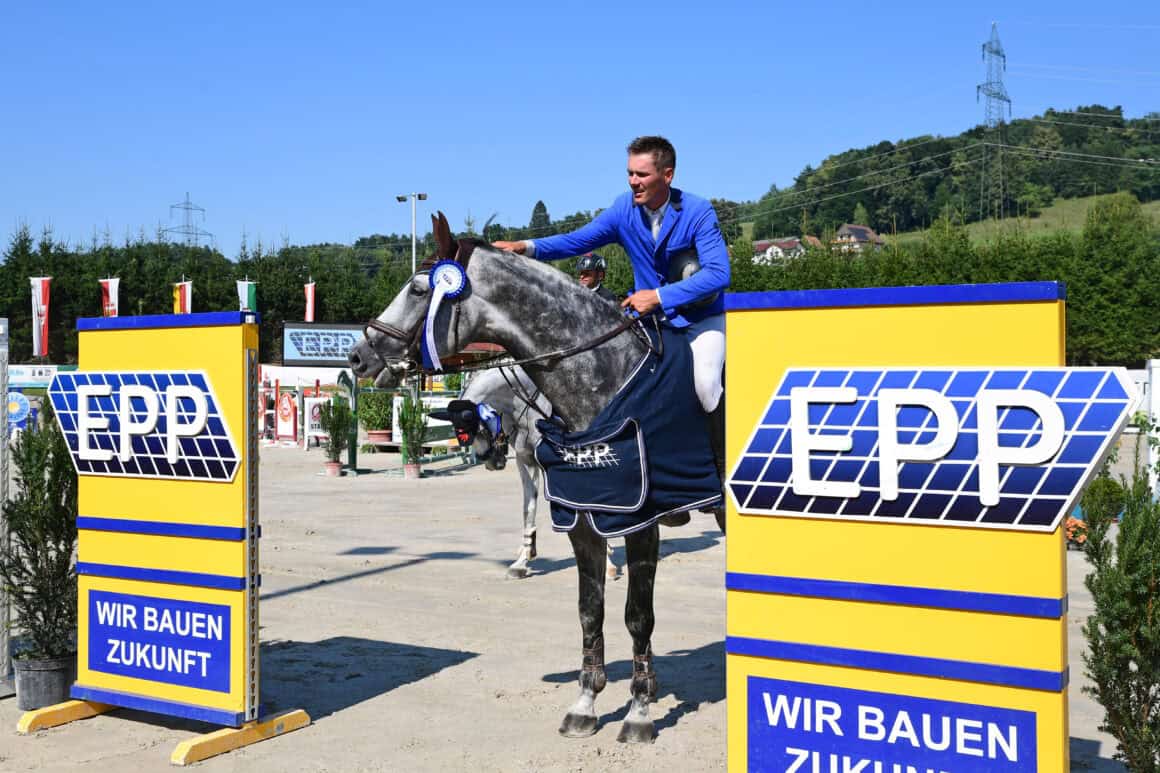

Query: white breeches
left=686, top=314, right=725, bottom=413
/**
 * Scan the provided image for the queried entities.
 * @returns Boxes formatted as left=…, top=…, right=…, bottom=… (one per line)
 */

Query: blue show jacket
left=529, top=188, right=730, bottom=326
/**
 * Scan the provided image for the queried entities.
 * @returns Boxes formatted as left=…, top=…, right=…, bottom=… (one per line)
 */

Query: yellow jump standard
left=724, top=282, right=1133, bottom=772
left=19, top=312, right=308, bottom=764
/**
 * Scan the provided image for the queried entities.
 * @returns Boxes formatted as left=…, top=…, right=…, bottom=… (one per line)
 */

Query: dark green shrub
left=0, top=418, right=79, bottom=658
left=1082, top=426, right=1160, bottom=770
left=442, top=373, right=463, bottom=393
left=398, top=389, right=428, bottom=464
left=319, top=396, right=351, bottom=463
left=358, top=391, right=394, bottom=431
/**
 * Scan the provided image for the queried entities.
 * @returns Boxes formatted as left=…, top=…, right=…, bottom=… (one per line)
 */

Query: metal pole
left=410, top=194, right=417, bottom=275
left=0, top=318, right=11, bottom=696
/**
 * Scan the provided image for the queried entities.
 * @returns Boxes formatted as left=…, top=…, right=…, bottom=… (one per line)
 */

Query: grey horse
left=349, top=213, right=717, bottom=743
left=457, top=367, right=620, bottom=581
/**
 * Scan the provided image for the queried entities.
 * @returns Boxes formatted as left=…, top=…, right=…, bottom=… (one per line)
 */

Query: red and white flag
left=100, top=277, right=120, bottom=317
left=30, top=276, right=51, bottom=357
left=304, top=281, right=316, bottom=322
left=173, top=280, right=192, bottom=314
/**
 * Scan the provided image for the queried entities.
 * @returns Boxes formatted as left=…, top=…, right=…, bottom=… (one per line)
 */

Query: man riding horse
left=493, top=135, right=729, bottom=492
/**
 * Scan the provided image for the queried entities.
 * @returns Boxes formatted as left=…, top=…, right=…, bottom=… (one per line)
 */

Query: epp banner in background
left=282, top=322, right=363, bottom=367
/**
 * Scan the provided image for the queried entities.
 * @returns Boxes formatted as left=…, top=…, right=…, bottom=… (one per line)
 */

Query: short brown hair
left=627, top=136, right=676, bottom=172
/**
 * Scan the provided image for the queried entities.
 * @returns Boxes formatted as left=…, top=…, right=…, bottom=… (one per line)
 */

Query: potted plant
left=398, top=388, right=428, bottom=480
left=358, top=391, right=394, bottom=446
left=442, top=373, right=463, bottom=394
left=0, top=414, right=79, bottom=710
left=318, top=396, right=351, bottom=477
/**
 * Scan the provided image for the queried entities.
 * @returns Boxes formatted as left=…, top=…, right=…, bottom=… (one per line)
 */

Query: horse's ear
left=433, top=211, right=455, bottom=258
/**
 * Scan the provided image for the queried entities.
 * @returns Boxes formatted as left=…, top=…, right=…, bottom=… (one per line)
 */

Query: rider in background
left=493, top=135, right=729, bottom=487
left=576, top=253, right=617, bottom=304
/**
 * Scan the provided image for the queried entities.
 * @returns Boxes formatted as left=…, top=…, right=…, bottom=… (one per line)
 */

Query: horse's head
left=430, top=399, right=509, bottom=470
left=348, top=212, right=488, bottom=388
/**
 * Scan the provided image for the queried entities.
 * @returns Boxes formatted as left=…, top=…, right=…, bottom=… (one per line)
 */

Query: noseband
left=363, top=238, right=476, bottom=373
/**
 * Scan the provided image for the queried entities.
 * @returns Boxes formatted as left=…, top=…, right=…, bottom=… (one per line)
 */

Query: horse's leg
left=508, top=459, right=539, bottom=579
left=617, top=524, right=660, bottom=743
left=559, top=520, right=608, bottom=737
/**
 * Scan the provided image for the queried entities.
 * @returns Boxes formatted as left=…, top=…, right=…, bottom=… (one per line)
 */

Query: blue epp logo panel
left=48, top=371, right=239, bottom=482
left=284, top=328, right=362, bottom=363
left=729, top=367, right=1133, bottom=532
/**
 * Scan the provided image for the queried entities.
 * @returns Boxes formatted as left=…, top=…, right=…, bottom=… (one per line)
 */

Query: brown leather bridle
left=362, top=235, right=659, bottom=377
left=363, top=237, right=476, bottom=373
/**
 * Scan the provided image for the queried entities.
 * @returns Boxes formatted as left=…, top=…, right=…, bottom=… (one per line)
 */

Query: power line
left=1016, top=63, right=1160, bottom=77
left=1023, top=117, right=1159, bottom=136
left=977, top=22, right=1012, bottom=221
left=1007, top=70, right=1160, bottom=85
left=816, top=136, right=953, bottom=171
left=986, top=145, right=1160, bottom=172
left=163, top=192, right=213, bottom=248
left=755, top=146, right=979, bottom=205
left=715, top=153, right=985, bottom=225
left=982, top=142, right=1160, bottom=165
left=1049, top=109, right=1159, bottom=122
left=1000, top=19, right=1160, bottom=31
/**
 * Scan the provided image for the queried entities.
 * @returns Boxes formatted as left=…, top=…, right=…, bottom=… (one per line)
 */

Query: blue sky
left=2, top=1, right=1156, bottom=256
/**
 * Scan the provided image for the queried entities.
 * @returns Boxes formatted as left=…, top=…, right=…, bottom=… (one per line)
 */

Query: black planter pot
left=14, top=654, right=76, bottom=711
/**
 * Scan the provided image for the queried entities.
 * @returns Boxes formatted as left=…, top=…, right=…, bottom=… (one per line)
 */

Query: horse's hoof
left=559, top=713, right=598, bottom=738
left=507, top=565, right=529, bottom=579
left=714, top=508, right=726, bottom=534
left=616, top=719, right=655, bottom=744
left=658, top=512, right=690, bottom=528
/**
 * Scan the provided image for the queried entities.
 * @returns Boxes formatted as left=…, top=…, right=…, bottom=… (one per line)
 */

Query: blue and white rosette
left=421, top=259, right=469, bottom=371
left=477, top=402, right=502, bottom=438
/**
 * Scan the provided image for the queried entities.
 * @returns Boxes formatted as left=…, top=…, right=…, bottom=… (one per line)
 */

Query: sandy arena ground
left=0, top=445, right=1133, bottom=771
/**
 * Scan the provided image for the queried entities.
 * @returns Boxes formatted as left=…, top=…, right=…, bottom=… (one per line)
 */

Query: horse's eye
left=409, top=276, right=429, bottom=296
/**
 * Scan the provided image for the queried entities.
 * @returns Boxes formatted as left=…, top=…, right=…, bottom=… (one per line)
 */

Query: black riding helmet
left=575, top=253, right=607, bottom=273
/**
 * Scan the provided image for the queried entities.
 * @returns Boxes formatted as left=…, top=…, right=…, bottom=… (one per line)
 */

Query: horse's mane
left=474, top=243, right=627, bottom=328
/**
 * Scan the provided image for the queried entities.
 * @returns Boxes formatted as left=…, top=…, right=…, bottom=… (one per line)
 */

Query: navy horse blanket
left=535, top=323, right=722, bottom=537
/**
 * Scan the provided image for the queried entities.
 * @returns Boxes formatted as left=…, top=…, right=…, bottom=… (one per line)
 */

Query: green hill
left=891, top=193, right=1160, bottom=245
left=741, top=104, right=1159, bottom=242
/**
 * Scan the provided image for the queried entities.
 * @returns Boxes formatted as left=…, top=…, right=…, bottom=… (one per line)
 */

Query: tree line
left=2, top=192, right=1154, bottom=368
left=745, top=104, right=1160, bottom=241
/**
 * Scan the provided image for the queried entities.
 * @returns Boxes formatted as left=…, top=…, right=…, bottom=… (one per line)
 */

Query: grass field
left=893, top=193, right=1160, bottom=245
left=740, top=193, right=1160, bottom=248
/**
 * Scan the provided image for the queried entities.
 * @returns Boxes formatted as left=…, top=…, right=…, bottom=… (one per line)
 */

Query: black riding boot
left=708, top=400, right=726, bottom=533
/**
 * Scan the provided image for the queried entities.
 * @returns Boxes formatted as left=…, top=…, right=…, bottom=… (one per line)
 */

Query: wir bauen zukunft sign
left=89, top=591, right=230, bottom=692
left=49, top=314, right=259, bottom=727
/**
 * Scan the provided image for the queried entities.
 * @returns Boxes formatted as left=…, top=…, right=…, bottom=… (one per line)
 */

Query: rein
left=363, top=237, right=661, bottom=378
